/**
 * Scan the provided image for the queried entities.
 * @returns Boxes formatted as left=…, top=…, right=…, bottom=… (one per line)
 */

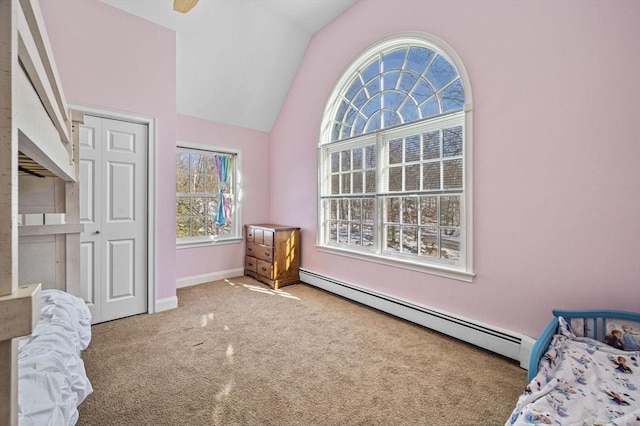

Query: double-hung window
left=318, top=36, right=473, bottom=280
left=176, top=142, right=241, bottom=246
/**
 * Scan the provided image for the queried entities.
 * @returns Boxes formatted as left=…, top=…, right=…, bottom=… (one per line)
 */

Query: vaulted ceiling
left=99, top=0, right=358, bottom=132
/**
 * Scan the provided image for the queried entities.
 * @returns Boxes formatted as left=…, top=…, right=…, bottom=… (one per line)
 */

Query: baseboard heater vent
left=300, top=268, right=529, bottom=367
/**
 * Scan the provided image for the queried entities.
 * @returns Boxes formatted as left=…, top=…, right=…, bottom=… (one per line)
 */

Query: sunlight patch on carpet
left=241, top=284, right=301, bottom=300
left=201, top=312, right=214, bottom=327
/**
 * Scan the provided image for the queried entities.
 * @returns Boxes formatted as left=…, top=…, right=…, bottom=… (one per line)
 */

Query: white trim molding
left=155, top=296, right=178, bottom=313
left=300, top=268, right=532, bottom=369
left=176, top=268, right=245, bottom=289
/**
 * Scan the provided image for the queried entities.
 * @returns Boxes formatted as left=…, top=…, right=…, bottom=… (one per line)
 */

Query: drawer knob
left=248, top=247, right=253, bottom=252
left=261, top=267, right=267, bottom=271
left=265, top=251, right=270, bottom=257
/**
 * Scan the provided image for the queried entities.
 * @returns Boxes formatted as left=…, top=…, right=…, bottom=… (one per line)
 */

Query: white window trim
left=176, top=140, right=243, bottom=248
left=317, top=32, right=474, bottom=281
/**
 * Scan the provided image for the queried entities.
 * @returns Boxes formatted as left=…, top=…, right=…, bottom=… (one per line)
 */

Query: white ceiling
left=99, top=0, right=358, bottom=132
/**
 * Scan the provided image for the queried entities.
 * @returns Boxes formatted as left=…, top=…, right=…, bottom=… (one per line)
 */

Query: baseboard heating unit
left=299, top=268, right=532, bottom=369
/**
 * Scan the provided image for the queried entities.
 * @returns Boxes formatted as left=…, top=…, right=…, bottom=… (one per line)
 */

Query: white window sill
left=316, top=244, right=475, bottom=282
left=177, top=237, right=242, bottom=249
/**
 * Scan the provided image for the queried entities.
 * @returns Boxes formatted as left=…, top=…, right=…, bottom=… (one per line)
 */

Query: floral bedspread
left=507, top=317, right=640, bottom=426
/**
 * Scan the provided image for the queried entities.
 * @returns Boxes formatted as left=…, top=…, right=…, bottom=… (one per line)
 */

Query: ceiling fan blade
left=173, top=0, right=199, bottom=14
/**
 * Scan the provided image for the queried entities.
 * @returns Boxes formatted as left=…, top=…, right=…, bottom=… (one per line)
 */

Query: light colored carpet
left=77, top=277, right=527, bottom=425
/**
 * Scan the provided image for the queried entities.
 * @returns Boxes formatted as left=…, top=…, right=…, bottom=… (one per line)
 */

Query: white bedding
left=17, top=290, right=92, bottom=426
left=507, top=317, right=640, bottom=426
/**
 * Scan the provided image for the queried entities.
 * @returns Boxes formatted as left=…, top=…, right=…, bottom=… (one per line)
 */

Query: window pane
left=383, top=110, right=402, bottom=128
left=342, top=173, right=351, bottom=194
left=388, top=166, right=402, bottom=191
left=177, top=197, right=190, bottom=216
left=402, top=226, right=418, bottom=254
left=420, top=196, right=438, bottom=226
left=441, top=79, right=465, bottom=113
left=405, top=135, right=420, bottom=162
left=443, top=126, right=463, bottom=157
left=425, top=55, right=457, bottom=91
left=405, top=164, right=420, bottom=191
left=412, top=79, right=434, bottom=105
left=365, top=170, right=376, bottom=193
left=363, top=224, right=374, bottom=247
left=363, top=198, right=375, bottom=222
left=420, top=227, right=438, bottom=257
left=331, top=152, right=340, bottom=173
left=350, top=199, right=362, bottom=221
left=440, top=196, right=460, bottom=227
left=402, top=197, right=418, bottom=224
left=406, top=47, right=434, bottom=74
left=443, top=159, right=463, bottom=189
left=363, top=94, right=381, bottom=117
left=423, top=162, right=441, bottom=190
left=192, top=217, right=206, bottom=236
left=353, top=172, right=363, bottom=193
left=389, top=139, right=403, bottom=164
left=340, top=124, right=353, bottom=140
left=329, top=221, right=337, bottom=242
left=424, top=131, right=440, bottom=159
left=192, top=197, right=205, bottom=215
left=362, top=58, right=380, bottom=83
left=386, top=197, right=400, bottom=223
left=331, top=175, right=340, bottom=195
left=420, top=97, right=440, bottom=119
left=340, top=199, right=349, bottom=220
left=365, top=145, right=376, bottom=168
left=176, top=153, right=190, bottom=193
left=350, top=223, right=361, bottom=245
left=341, top=150, right=351, bottom=171
left=399, top=101, right=419, bottom=123
left=204, top=156, right=217, bottom=193
left=345, top=77, right=363, bottom=100
left=365, top=78, right=381, bottom=97
left=382, top=48, right=406, bottom=71
left=205, top=198, right=217, bottom=216
left=190, top=154, right=205, bottom=193
left=339, top=223, right=349, bottom=243
left=353, top=148, right=363, bottom=169
left=330, top=199, right=338, bottom=220
left=398, top=71, right=419, bottom=93
left=441, top=228, right=461, bottom=261
left=385, top=225, right=401, bottom=252
left=383, top=91, right=405, bottom=111
left=176, top=217, right=191, bottom=238
left=382, top=70, right=400, bottom=90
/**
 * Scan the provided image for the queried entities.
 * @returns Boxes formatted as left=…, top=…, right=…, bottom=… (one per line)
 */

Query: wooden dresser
left=244, top=224, right=300, bottom=289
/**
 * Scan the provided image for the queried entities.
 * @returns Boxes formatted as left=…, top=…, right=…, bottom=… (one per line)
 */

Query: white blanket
left=507, top=317, right=640, bottom=426
left=17, top=290, right=92, bottom=426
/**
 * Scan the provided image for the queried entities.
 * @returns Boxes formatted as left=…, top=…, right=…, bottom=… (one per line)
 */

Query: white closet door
left=79, top=115, right=147, bottom=324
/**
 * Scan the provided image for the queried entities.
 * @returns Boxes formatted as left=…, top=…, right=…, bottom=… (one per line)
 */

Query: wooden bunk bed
left=0, top=0, right=85, bottom=424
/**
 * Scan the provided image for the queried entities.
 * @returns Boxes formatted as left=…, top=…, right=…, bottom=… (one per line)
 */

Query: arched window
left=318, top=35, right=473, bottom=280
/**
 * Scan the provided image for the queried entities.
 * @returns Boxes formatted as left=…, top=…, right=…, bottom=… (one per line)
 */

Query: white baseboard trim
left=300, top=268, right=532, bottom=369
left=155, top=296, right=178, bottom=313
left=176, top=268, right=245, bottom=289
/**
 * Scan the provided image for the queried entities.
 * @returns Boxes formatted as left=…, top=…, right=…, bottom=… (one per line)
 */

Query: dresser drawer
left=246, top=242, right=273, bottom=262
left=256, top=259, right=273, bottom=280
left=244, top=256, right=257, bottom=273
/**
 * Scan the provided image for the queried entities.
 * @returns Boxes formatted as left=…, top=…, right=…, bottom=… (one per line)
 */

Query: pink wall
left=40, top=0, right=178, bottom=300
left=175, top=114, right=271, bottom=279
left=270, top=0, right=640, bottom=337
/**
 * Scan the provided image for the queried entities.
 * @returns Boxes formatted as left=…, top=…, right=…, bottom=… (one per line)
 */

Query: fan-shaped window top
left=330, top=46, right=464, bottom=142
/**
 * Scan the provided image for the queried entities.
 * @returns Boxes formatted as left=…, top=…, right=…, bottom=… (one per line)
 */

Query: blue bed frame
left=527, top=309, right=640, bottom=382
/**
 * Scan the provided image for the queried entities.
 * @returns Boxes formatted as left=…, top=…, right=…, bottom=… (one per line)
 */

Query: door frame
left=70, top=103, right=157, bottom=314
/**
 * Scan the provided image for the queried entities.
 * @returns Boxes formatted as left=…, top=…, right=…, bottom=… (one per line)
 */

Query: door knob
left=95, top=230, right=101, bottom=235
